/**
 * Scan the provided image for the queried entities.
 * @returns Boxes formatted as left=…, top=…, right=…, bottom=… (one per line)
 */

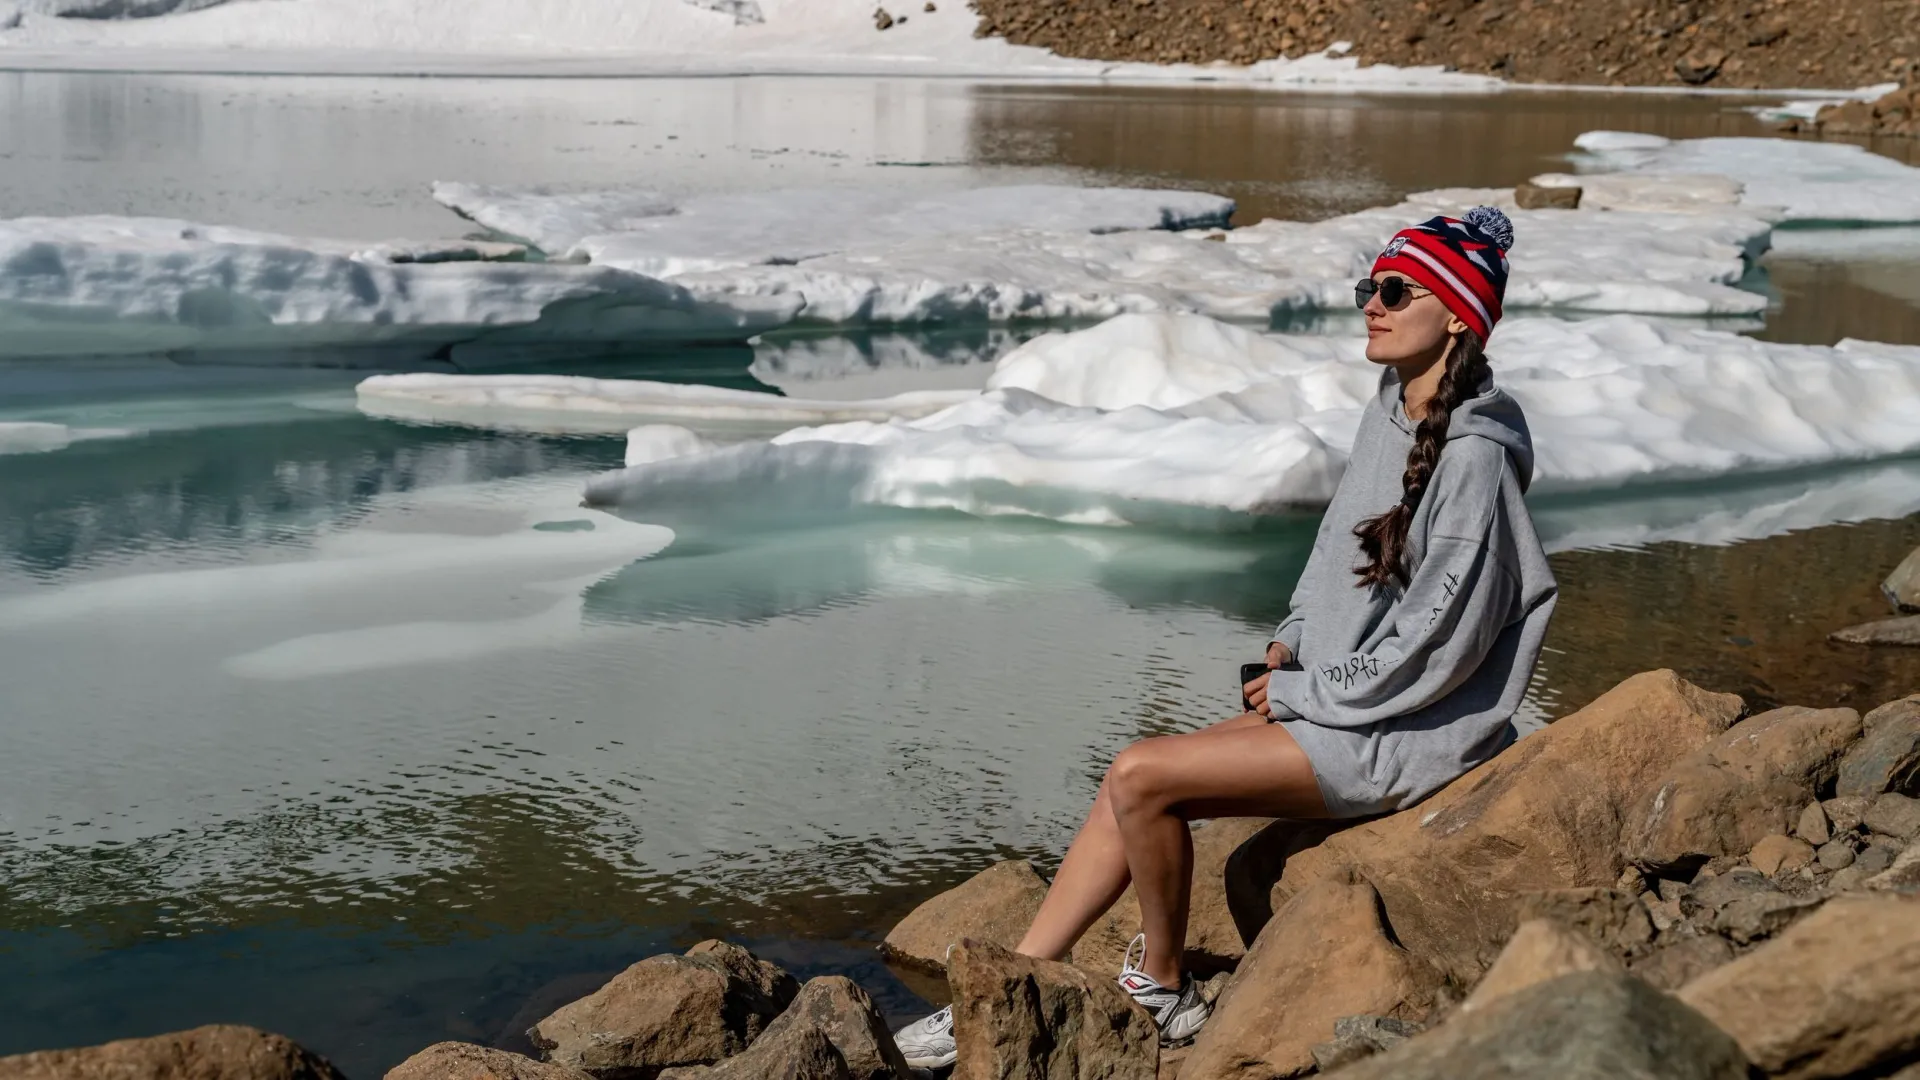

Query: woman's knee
left=1105, top=740, right=1171, bottom=817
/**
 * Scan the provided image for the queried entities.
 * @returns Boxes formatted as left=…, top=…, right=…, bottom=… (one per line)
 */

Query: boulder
left=659, top=1027, right=850, bottom=1080
left=667, top=977, right=910, bottom=1080
left=1181, top=875, right=1438, bottom=1080
left=1514, top=182, right=1581, bottom=210
left=1073, top=817, right=1274, bottom=978
left=946, top=939, right=1158, bottom=1080
left=1460, top=919, right=1622, bottom=1013
left=1796, top=802, right=1831, bottom=846
left=1323, top=971, right=1748, bottom=1080
left=1680, top=895, right=1920, bottom=1080
left=1839, top=698, right=1920, bottom=797
left=1627, top=934, right=1734, bottom=991
left=1269, top=671, right=1742, bottom=985
left=388, top=1044, right=595, bottom=1080
left=1511, top=888, right=1654, bottom=960
left=1222, top=818, right=1351, bottom=948
left=1749, top=834, right=1816, bottom=875
left=1885, top=548, right=1920, bottom=612
left=530, top=940, right=799, bottom=1079
left=1867, top=793, right=1920, bottom=840
left=0, top=1026, right=344, bottom=1080
left=883, top=861, right=1048, bottom=976
left=1831, top=615, right=1920, bottom=646
left=1308, top=1016, right=1421, bottom=1073
left=1625, top=706, right=1862, bottom=877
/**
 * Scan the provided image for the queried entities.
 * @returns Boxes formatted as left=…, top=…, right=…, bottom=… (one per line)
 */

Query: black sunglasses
left=1354, top=277, right=1433, bottom=310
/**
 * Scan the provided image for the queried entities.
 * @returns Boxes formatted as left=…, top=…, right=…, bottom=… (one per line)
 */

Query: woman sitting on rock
left=894, top=206, right=1559, bottom=1069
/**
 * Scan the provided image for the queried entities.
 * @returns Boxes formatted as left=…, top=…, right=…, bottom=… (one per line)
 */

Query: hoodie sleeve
left=1266, top=456, right=1522, bottom=730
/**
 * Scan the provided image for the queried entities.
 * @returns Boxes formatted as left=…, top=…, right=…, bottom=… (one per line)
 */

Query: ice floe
left=582, top=313, right=1920, bottom=529
left=435, top=182, right=1239, bottom=272
left=0, top=215, right=795, bottom=361
left=357, top=371, right=979, bottom=435
left=0, top=420, right=135, bottom=454
left=1573, top=132, right=1920, bottom=226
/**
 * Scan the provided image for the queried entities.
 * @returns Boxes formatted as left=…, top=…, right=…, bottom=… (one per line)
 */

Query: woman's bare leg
left=1105, top=719, right=1327, bottom=986
left=1015, top=712, right=1301, bottom=965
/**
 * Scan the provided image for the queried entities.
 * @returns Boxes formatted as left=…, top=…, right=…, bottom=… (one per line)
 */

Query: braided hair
left=1351, top=329, right=1492, bottom=589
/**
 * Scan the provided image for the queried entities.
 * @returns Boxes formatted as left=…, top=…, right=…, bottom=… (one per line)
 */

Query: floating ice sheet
left=435, top=182, right=1239, bottom=271
left=1573, top=132, right=1920, bottom=226
left=585, top=313, right=1920, bottom=529
left=0, top=215, right=796, bottom=360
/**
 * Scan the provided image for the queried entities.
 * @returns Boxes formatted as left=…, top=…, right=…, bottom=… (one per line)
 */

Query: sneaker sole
left=902, top=1052, right=958, bottom=1070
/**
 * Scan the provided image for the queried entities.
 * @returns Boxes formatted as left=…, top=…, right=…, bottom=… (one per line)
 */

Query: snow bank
left=665, top=188, right=1772, bottom=326
left=584, top=313, right=1920, bottom=529
left=1573, top=132, right=1920, bottom=226
left=0, top=0, right=1498, bottom=88
left=0, top=215, right=795, bottom=361
left=436, top=182, right=1238, bottom=271
left=0, top=420, right=135, bottom=454
left=357, top=371, right=979, bottom=434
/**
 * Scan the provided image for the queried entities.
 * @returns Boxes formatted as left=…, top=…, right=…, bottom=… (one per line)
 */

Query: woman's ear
left=1445, top=312, right=1470, bottom=336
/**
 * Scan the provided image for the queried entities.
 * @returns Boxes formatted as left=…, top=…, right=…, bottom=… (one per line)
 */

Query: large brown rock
left=1460, top=919, right=1622, bottom=1014
left=0, top=1026, right=344, bottom=1080
left=1182, top=874, right=1438, bottom=1080
left=680, top=977, right=909, bottom=1080
left=1072, top=817, right=1274, bottom=978
left=1841, top=698, right=1920, bottom=797
left=388, top=1044, right=595, bottom=1080
left=1221, top=819, right=1351, bottom=948
left=947, top=939, right=1158, bottom=1080
left=530, top=940, right=799, bottom=1079
left=883, top=861, right=1048, bottom=976
left=660, top=1026, right=851, bottom=1080
left=1326, top=971, right=1748, bottom=1080
left=1269, top=671, right=1742, bottom=985
left=1625, top=706, right=1862, bottom=876
left=1680, top=894, right=1920, bottom=1080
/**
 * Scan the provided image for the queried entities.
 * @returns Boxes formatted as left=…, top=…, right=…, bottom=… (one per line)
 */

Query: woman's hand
left=1243, top=642, right=1294, bottom=717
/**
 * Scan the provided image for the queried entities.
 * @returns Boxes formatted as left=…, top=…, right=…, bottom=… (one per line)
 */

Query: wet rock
left=1513, top=182, right=1581, bottom=210
left=1825, top=795, right=1873, bottom=835
left=1325, top=971, right=1748, bottom=1080
left=530, top=940, right=799, bottom=1079
left=1270, top=671, right=1742, bottom=987
left=1462, top=919, right=1622, bottom=1013
left=660, top=1026, right=850, bottom=1080
left=1796, top=802, right=1832, bottom=846
left=1750, top=834, right=1817, bottom=875
left=1680, top=894, right=1920, bottom=1080
left=0, top=1026, right=344, bottom=1080
left=1889, top=550, right=1920, bottom=611
left=1832, top=615, right=1920, bottom=646
left=947, top=939, right=1157, bottom=1080
left=388, top=1044, right=595, bottom=1080
left=1674, top=47, right=1728, bottom=85
left=673, top=977, right=910, bottom=1080
left=1183, top=874, right=1438, bottom=1080
left=1074, top=817, right=1274, bottom=977
left=1811, top=85, right=1920, bottom=139
left=1867, top=793, right=1920, bottom=841
left=1628, top=933, right=1735, bottom=991
left=1817, top=839, right=1857, bottom=871
left=883, top=860, right=1048, bottom=975
left=1512, top=888, right=1655, bottom=959
left=1308, top=1015, right=1422, bottom=1072
left=1626, top=706, right=1862, bottom=877
left=1842, top=706, right=1920, bottom=798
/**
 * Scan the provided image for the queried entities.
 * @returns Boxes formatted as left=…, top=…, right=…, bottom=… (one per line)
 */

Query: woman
left=894, top=207, right=1559, bottom=1069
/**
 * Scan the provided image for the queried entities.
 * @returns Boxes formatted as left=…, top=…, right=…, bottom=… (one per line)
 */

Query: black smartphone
left=1240, top=662, right=1270, bottom=712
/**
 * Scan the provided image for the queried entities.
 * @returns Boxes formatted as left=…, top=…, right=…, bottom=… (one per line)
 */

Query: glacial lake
left=3, top=72, right=1919, bottom=1074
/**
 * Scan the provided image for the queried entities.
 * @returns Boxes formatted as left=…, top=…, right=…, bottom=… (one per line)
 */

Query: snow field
left=577, top=313, right=1920, bottom=528
left=1573, top=131, right=1920, bottom=226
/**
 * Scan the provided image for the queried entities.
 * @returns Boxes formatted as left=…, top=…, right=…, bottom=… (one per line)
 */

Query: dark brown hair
left=1352, top=329, right=1491, bottom=589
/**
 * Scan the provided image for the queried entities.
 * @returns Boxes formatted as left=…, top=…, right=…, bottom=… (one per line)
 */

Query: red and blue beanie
left=1370, top=206, right=1515, bottom=341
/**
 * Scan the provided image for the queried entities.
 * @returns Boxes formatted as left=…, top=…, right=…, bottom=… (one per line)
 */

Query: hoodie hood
left=1378, top=368, right=1536, bottom=493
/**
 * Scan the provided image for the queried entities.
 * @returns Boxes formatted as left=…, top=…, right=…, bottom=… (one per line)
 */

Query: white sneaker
left=1116, top=934, right=1211, bottom=1045
left=893, top=1004, right=956, bottom=1070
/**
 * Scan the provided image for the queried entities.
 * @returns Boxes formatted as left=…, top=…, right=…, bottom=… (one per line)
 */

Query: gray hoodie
left=1266, top=367, right=1558, bottom=818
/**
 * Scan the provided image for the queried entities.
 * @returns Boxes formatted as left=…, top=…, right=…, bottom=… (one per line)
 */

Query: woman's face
left=1362, top=271, right=1464, bottom=364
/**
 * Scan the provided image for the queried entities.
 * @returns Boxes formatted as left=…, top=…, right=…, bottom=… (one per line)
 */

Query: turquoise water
left=5, top=73, right=1920, bottom=1075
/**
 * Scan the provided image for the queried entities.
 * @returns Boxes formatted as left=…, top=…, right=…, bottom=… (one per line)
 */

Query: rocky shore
left=6, top=551, right=1920, bottom=1080
left=960, top=0, right=1919, bottom=90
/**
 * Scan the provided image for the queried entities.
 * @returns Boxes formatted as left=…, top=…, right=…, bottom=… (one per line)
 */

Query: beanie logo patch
left=1381, top=236, right=1408, bottom=259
